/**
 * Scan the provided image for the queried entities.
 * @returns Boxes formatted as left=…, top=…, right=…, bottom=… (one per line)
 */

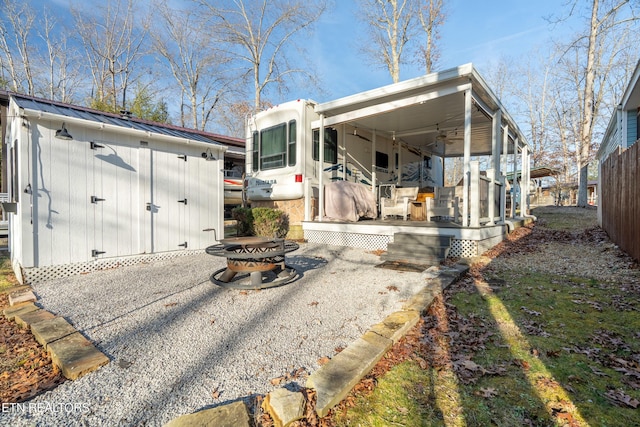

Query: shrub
left=231, top=207, right=254, bottom=236
left=251, top=208, right=289, bottom=238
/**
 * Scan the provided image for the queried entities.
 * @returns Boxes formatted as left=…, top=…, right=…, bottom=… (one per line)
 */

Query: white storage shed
left=3, top=95, right=227, bottom=283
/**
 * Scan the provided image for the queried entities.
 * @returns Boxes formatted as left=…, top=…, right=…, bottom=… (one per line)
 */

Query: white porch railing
left=469, top=161, right=504, bottom=227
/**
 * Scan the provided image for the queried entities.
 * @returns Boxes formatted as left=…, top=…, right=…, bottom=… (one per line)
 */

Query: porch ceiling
left=314, top=63, right=526, bottom=158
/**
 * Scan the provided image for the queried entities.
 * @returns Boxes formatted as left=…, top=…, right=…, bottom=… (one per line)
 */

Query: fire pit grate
left=205, top=237, right=299, bottom=289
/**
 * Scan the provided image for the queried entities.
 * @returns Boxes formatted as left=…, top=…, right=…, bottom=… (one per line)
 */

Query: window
left=288, top=120, right=296, bottom=166
left=260, top=123, right=287, bottom=170
left=375, top=151, right=389, bottom=171
left=312, top=127, right=338, bottom=164
left=251, top=131, right=258, bottom=172
left=253, top=121, right=297, bottom=171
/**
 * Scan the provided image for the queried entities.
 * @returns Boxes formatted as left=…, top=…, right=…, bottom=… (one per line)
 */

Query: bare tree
left=416, top=0, right=446, bottom=74
left=516, top=54, right=557, bottom=168
left=0, top=0, right=36, bottom=94
left=38, top=8, right=82, bottom=103
left=200, top=0, right=327, bottom=111
left=213, top=99, right=256, bottom=138
left=151, top=1, right=234, bottom=130
left=73, top=0, right=150, bottom=112
left=358, top=0, right=414, bottom=83
left=555, top=0, right=640, bottom=207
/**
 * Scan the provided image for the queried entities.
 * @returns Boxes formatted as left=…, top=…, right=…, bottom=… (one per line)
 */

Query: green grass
left=332, top=209, right=640, bottom=427
left=531, top=206, right=597, bottom=232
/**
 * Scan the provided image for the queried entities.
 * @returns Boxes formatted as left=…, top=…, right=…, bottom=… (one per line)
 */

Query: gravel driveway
left=5, top=243, right=427, bottom=426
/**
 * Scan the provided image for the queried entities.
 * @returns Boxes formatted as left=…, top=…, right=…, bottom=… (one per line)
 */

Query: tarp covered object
left=323, top=181, right=377, bottom=222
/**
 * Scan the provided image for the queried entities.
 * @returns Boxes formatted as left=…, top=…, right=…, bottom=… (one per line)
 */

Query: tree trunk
left=577, top=0, right=599, bottom=207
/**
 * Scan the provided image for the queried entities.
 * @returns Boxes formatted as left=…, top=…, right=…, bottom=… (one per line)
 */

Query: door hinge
left=91, top=196, right=106, bottom=204
left=90, top=141, right=105, bottom=150
left=92, top=249, right=106, bottom=257
left=178, top=242, right=188, bottom=248
left=178, top=198, right=187, bottom=205
left=177, top=155, right=187, bottom=161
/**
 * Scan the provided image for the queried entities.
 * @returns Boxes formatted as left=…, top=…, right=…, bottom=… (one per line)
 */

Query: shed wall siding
left=626, top=111, right=637, bottom=148
left=10, top=101, right=224, bottom=271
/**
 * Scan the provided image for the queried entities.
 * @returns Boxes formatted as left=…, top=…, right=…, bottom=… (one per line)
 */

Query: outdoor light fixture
left=201, top=148, right=216, bottom=161
left=55, top=122, right=73, bottom=140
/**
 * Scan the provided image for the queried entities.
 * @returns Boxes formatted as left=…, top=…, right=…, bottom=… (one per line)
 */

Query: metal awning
left=312, top=63, right=528, bottom=158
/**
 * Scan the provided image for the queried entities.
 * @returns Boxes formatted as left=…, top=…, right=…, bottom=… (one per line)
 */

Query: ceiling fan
left=427, top=129, right=462, bottom=147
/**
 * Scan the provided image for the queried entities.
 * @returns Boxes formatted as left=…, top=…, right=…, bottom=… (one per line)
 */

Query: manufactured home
left=246, top=64, right=533, bottom=258
left=1, top=93, right=229, bottom=283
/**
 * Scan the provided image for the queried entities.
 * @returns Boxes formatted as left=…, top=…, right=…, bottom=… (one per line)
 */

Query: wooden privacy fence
left=601, top=142, right=640, bottom=262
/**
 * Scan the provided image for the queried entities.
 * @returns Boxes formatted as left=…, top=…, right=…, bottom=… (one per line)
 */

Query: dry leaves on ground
left=0, top=293, right=65, bottom=403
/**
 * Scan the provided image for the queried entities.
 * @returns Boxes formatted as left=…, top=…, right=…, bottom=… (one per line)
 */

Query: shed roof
left=9, top=92, right=242, bottom=149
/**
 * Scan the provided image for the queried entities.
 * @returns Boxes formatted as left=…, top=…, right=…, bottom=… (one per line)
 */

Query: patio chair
left=380, top=186, right=419, bottom=220
left=426, top=186, right=461, bottom=222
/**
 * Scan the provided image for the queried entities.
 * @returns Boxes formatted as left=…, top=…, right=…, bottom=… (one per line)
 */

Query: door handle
left=178, top=199, right=187, bottom=205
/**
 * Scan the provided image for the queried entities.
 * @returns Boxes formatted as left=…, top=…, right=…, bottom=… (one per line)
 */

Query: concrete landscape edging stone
left=1, top=285, right=110, bottom=381
left=2, top=260, right=469, bottom=425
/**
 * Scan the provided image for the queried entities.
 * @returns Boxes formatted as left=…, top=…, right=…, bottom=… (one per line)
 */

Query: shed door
left=147, top=149, right=221, bottom=253
left=92, top=143, right=139, bottom=258
left=149, top=150, right=188, bottom=253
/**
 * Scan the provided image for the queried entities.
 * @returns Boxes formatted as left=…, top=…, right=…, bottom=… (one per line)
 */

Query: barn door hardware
left=90, top=141, right=105, bottom=150
left=92, top=249, right=106, bottom=257
left=178, top=242, right=188, bottom=248
left=146, top=202, right=152, bottom=211
left=177, top=155, right=187, bottom=161
left=177, top=198, right=188, bottom=205
left=91, top=196, right=106, bottom=204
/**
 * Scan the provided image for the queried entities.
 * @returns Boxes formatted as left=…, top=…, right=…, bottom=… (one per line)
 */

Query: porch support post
left=520, top=144, right=527, bottom=217
left=396, top=135, right=401, bottom=186
left=304, top=177, right=311, bottom=221
left=318, top=114, right=325, bottom=222
left=501, top=125, right=509, bottom=223
left=470, top=161, right=480, bottom=227
left=523, top=144, right=531, bottom=215
left=488, top=108, right=502, bottom=225
left=511, top=138, right=518, bottom=218
left=462, top=89, right=472, bottom=227
left=342, top=124, right=347, bottom=181
left=372, top=130, right=377, bottom=192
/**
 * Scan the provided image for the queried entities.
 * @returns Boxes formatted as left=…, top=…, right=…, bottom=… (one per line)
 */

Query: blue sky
left=309, top=0, right=583, bottom=102
left=34, top=0, right=583, bottom=106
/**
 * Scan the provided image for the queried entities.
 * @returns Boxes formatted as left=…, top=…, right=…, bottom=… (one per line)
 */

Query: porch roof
left=313, top=63, right=529, bottom=158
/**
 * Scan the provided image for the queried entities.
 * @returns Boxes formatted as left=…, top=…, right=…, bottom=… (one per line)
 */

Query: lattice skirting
left=304, top=229, right=507, bottom=259
left=449, top=239, right=477, bottom=258
left=22, top=250, right=203, bottom=285
left=304, top=230, right=391, bottom=251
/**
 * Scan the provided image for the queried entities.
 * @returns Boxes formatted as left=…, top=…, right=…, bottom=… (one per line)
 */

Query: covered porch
left=303, top=64, right=532, bottom=257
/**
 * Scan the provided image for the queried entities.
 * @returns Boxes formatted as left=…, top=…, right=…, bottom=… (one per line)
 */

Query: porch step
left=382, top=233, right=453, bottom=266
left=392, top=233, right=453, bottom=247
